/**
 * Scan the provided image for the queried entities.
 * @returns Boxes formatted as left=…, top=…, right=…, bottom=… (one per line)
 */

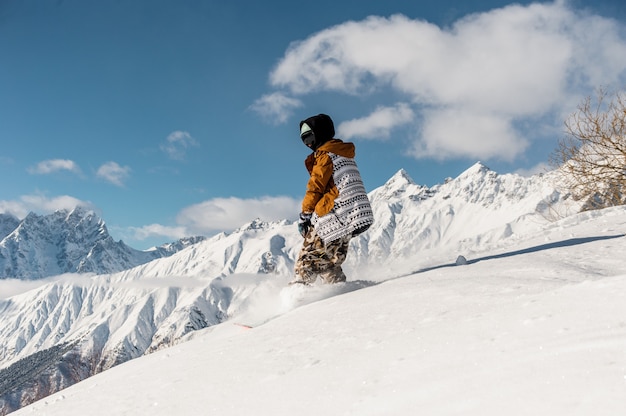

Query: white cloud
left=249, top=92, right=303, bottom=124
left=0, top=278, right=50, bottom=299
left=96, top=161, right=131, bottom=187
left=264, top=1, right=626, bottom=161
left=0, top=193, right=93, bottom=219
left=127, top=224, right=189, bottom=241
left=112, top=196, right=300, bottom=246
left=0, top=274, right=95, bottom=299
left=176, top=196, right=300, bottom=235
left=161, top=131, right=199, bottom=161
left=28, top=159, right=81, bottom=175
left=337, top=103, right=414, bottom=140
left=412, top=107, right=528, bottom=161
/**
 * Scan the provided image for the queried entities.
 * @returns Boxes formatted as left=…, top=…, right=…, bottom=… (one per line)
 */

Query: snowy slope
left=358, top=163, right=579, bottom=268
left=12, top=206, right=626, bottom=416
left=0, top=163, right=590, bottom=413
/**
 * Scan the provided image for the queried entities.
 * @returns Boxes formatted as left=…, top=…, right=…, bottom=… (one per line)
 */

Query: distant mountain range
left=0, top=162, right=584, bottom=414
left=0, top=207, right=204, bottom=280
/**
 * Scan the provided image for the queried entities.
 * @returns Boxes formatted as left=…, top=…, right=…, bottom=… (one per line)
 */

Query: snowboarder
left=291, top=113, right=374, bottom=285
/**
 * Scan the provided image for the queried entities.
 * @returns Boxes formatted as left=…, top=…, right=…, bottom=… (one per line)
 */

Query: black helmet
left=299, top=114, right=335, bottom=150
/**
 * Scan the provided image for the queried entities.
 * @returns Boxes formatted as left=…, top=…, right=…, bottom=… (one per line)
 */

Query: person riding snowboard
left=291, top=113, right=374, bottom=285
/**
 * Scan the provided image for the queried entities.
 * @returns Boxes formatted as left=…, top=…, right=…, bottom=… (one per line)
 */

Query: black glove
left=298, top=212, right=312, bottom=237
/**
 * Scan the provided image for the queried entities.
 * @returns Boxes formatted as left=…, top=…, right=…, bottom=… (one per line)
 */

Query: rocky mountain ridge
left=0, top=207, right=204, bottom=280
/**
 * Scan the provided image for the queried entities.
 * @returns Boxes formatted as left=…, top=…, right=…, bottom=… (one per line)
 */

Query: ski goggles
left=301, top=130, right=315, bottom=148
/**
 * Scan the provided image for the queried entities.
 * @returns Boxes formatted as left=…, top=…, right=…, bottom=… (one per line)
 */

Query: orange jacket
left=302, top=139, right=355, bottom=216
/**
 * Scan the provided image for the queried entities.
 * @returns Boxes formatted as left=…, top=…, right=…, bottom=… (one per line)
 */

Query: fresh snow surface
left=13, top=206, right=626, bottom=416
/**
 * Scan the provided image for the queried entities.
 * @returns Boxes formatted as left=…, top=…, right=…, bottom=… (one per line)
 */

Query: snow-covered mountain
left=0, top=163, right=586, bottom=414
left=0, top=214, right=20, bottom=242
left=0, top=207, right=204, bottom=280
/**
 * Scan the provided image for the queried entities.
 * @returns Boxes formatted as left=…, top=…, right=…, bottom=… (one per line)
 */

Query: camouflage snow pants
left=293, top=227, right=351, bottom=284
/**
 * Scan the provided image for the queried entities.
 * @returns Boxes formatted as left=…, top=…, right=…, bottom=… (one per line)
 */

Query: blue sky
left=1, top=0, right=625, bottom=249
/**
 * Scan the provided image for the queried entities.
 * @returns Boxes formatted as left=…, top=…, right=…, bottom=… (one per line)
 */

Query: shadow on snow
left=398, top=234, right=625, bottom=278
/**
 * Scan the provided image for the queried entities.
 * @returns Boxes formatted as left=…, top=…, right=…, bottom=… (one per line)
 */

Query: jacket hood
left=300, top=114, right=335, bottom=150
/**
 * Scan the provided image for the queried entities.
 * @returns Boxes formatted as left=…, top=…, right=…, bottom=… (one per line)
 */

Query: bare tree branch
left=550, top=89, right=626, bottom=211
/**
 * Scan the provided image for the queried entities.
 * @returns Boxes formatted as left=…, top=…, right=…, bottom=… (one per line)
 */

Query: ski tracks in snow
left=227, top=277, right=377, bottom=328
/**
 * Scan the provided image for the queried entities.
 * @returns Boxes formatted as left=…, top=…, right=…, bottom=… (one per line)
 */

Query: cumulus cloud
left=176, top=195, right=300, bottom=235
left=96, top=161, right=131, bottom=187
left=413, top=107, right=528, bottom=161
left=337, top=103, right=415, bottom=140
left=262, top=1, right=626, bottom=161
left=250, top=92, right=303, bottom=124
left=28, top=159, right=82, bottom=175
left=0, top=193, right=93, bottom=219
left=160, top=131, right=199, bottom=161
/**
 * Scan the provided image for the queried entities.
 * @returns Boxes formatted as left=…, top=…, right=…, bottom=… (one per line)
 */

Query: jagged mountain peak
left=236, top=218, right=271, bottom=232
left=458, top=161, right=491, bottom=178
left=235, top=218, right=292, bottom=234
left=17, top=207, right=102, bottom=230
left=372, top=168, right=427, bottom=202
left=61, top=206, right=100, bottom=223
left=0, top=208, right=189, bottom=280
left=0, top=213, right=19, bottom=241
left=148, top=236, right=207, bottom=256
left=12, top=208, right=107, bottom=246
left=387, top=168, right=416, bottom=186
